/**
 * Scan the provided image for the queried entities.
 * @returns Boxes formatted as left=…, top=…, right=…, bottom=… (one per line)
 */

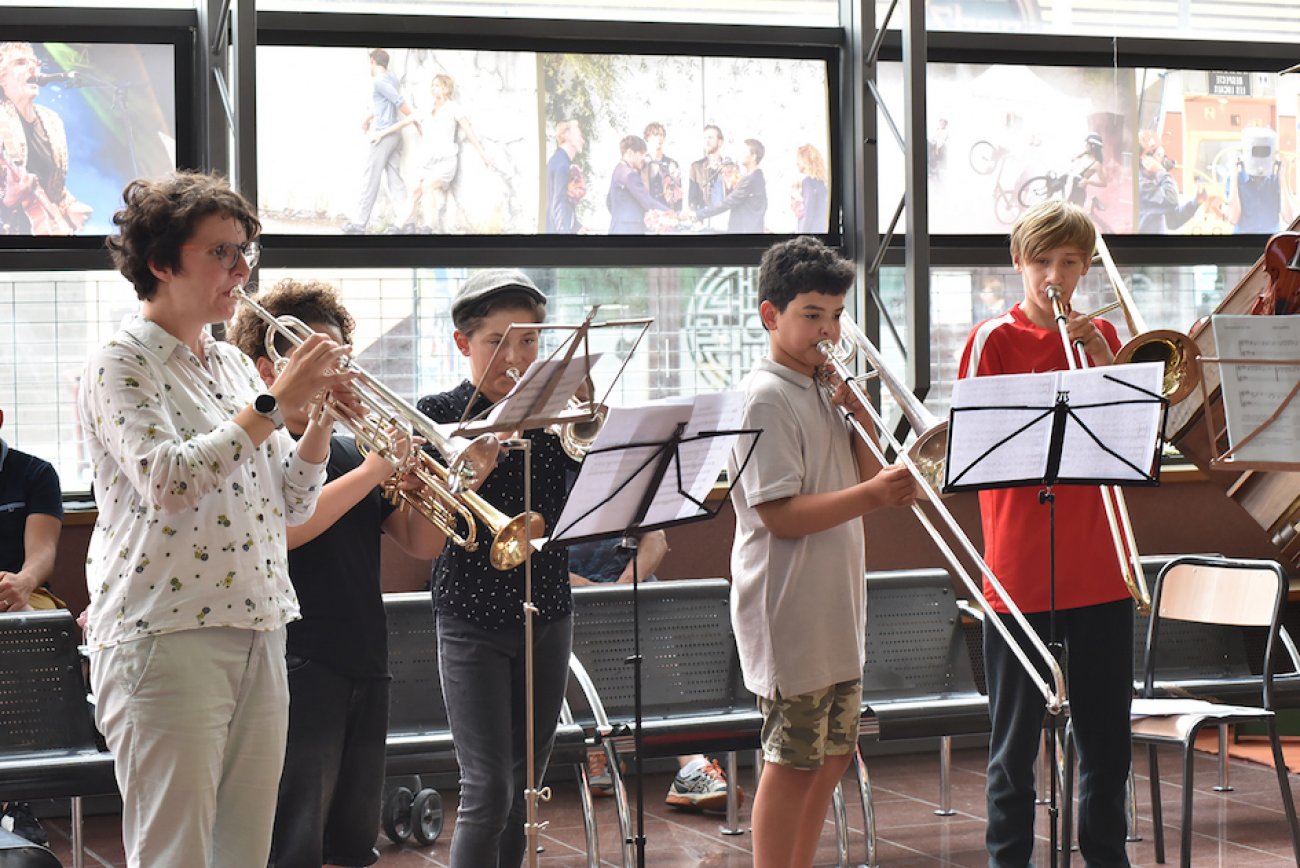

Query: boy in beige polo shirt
left=729, top=236, right=915, bottom=867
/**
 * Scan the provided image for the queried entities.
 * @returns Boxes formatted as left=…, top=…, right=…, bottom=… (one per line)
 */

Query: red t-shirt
left=957, top=304, right=1128, bottom=614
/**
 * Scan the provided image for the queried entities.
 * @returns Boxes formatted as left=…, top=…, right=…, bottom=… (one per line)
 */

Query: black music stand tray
left=548, top=402, right=759, bottom=868
left=944, top=362, right=1166, bottom=867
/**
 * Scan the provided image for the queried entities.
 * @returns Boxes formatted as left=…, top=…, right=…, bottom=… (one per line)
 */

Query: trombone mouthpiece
left=1046, top=285, right=1063, bottom=301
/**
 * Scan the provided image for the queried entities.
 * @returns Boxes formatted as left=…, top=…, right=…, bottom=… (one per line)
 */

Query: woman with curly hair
left=79, top=171, right=352, bottom=868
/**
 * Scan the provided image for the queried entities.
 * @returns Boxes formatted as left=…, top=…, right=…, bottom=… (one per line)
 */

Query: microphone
left=30, top=71, right=80, bottom=87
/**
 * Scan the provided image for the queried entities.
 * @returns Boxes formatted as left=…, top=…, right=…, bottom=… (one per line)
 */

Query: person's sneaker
left=340, top=221, right=366, bottom=235
left=665, top=758, right=738, bottom=813
left=1, top=802, right=49, bottom=847
left=585, top=750, right=614, bottom=797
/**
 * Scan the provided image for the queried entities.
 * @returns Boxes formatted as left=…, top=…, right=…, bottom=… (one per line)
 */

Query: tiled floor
left=33, top=743, right=1300, bottom=866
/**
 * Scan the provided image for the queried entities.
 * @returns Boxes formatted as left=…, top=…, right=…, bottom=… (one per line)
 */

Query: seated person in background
left=0, top=403, right=63, bottom=846
left=567, top=530, right=741, bottom=812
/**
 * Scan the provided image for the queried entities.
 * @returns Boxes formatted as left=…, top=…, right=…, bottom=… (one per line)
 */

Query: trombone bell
left=1113, top=329, right=1200, bottom=405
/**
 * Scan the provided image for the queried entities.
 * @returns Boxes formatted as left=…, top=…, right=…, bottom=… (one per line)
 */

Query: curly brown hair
left=106, top=172, right=260, bottom=301
left=228, top=278, right=354, bottom=363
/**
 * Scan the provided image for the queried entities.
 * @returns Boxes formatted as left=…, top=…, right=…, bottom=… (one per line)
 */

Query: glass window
left=874, top=263, right=1251, bottom=432
left=876, top=62, right=1300, bottom=236
left=253, top=266, right=765, bottom=404
left=14, top=263, right=772, bottom=495
left=881, top=0, right=1300, bottom=41
left=256, top=0, right=839, bottom=27
left=257, top=46, right=833, bottom=237
left=0, top=270, right=138, bottom=495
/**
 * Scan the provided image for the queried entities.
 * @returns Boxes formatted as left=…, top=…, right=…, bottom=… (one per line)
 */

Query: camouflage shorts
left=758, top=678, right=862, bottom=770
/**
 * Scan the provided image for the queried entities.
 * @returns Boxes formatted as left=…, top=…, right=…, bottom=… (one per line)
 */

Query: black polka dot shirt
left=417, top=380, right=577, bottom=630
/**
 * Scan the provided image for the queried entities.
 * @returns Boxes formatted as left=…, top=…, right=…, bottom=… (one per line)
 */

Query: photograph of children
left=877, top=62, right=1135, bottom=235
left=256, top=46, right=539, bottom=235
left=1149, top=70, right=1298, bottom=235
left=540, top=52, right=832, bottom=236
left=0, top=41, right=175, bottom=237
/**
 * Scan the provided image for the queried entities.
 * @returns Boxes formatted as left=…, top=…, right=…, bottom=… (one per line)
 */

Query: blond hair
left=1009, top=200, right=1096, bottom=263
left=796, top=143, right=827, bottom=182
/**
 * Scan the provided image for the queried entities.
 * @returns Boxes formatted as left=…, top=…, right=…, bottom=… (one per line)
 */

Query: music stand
left=547, top=394, right=760, bottom=868
left=945, top=361, right=1166, bottom=867
left=447, top=308, right=648, bottom=868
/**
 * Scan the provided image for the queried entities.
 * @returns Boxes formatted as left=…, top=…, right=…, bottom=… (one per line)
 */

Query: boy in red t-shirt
left=958, top=199, right=1133, bottom=868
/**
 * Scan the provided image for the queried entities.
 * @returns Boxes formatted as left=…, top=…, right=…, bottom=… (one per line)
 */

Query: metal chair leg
left=934, top=735, right=956, bottom=816
left=573, top=758, right=600, bottom=868
left=1148, top=743, right=1165, bottom=864
left=1179, top=737, right=1197, bottom=868
left=832, top=781, right=850, bottom=868
left=1267, top=718, right=1300, bottom=868
left=1212, top=723, right=1233, bottom=792
left=1126, top=766, right=1142, bottom=843
left=719, top=750, right=745, bottom=836
left=604, top=742, right=635, bottom=868
left=854, top=746, right=877, bottom=867
left=71, top=795, right=85, bottom=868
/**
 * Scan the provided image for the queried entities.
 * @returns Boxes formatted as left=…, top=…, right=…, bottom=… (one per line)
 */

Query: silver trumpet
left=818, top=312, right=1066, bottom=713
left=233, top=285, right=543, bottom=569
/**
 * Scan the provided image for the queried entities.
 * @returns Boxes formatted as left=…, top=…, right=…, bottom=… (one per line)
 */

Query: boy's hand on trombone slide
left=866, top=464, right=918, bottom=510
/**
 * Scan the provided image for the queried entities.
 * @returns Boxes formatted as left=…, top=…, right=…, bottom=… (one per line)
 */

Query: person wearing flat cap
left=415, top=269, right=577, bottom=868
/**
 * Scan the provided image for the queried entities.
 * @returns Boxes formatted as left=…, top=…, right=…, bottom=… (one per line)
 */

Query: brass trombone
left=819, top=314, right=1066, bottom=713
left=1090, top=235, right=1201, bottom=404
left=1046, top=284, right=1153, bottom=612
left=233, top=285, right=544, bottom=570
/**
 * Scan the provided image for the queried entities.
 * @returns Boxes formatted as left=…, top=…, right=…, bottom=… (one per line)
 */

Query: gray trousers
left=436, top=611, right=573, bottom=868
left=353, top=131, right=407, bottom=227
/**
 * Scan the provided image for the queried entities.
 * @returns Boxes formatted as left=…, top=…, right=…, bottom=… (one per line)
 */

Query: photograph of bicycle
left=874, top=63, right=1299, bottom=237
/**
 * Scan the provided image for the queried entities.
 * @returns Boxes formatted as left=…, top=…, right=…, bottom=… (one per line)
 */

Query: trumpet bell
left=483, top=507, right=547, bottom=571
left=1113, top=329, right=1201, bottom=404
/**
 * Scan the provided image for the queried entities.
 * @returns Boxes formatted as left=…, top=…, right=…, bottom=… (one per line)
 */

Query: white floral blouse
left=79, top=315, right=326, bottom=650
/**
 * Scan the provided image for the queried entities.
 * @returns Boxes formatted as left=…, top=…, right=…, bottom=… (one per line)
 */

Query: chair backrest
left=570, top=579, right=747, bottom=719
left=1156, top=559, right=1283, bottom=628
left=1145, top=556, right=1288, bottom=706
left=1133, top=555, right=1248, bottom=681
left=862, top=569, right=980, bottom=700
left=383, top=592, right=447, bottom=735
left=0, top=611, right=101, bottom=754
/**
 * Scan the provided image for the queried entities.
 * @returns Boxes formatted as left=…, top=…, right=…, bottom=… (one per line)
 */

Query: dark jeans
left=437, top=612, right=573, bottom=868
left=269, top=656, right=388, bottom=868
left=986, top=599, right=1133, bottom=868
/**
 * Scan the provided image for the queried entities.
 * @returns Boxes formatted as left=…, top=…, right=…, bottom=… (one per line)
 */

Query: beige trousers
left=92, top=626, right=289, bottom=868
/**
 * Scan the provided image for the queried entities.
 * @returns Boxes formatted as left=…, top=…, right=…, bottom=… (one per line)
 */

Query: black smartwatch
left=252, top=393, right=284, bottom=429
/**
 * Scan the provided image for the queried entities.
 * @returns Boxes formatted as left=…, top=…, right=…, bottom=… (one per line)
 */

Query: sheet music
left=947, top=364, right=1163, bottom=488
left=477, top=352, right=605, bottom=431
left=550, top=392, right=743, bottom=543
left=1213, top=315, right=1300, bottom=464
left=947, top=373, right=1056, bottom=487
left=1058, top=362, right=1163, bottom=481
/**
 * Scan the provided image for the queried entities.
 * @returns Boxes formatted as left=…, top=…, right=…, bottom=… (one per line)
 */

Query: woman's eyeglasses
left=187, top=240, right=260, bottom=270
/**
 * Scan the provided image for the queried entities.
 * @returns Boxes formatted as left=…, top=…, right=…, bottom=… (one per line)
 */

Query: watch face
left=255, top=393, right=277, bottom=413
